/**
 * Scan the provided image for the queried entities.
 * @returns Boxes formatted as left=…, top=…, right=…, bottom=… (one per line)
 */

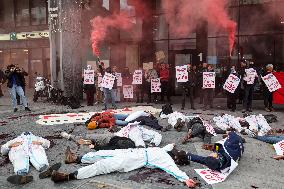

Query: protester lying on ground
left=182, top=117, right=226, bottom=145
left=0, top=132, right=61, bottom=184
left=50, top=144, right=199, bottom=188
left=129, top=112, right=163, bottom=130
left=248, top=129, right=284, bottom=144
left=185, top=132, right=244, bottom=172
left=61, top=122, right=162, bottom=148
left=244, top=114, right=271, bottom=136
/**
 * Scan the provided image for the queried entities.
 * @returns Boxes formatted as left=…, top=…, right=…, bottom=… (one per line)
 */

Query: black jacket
left=5, top=69, right=25, bottom=88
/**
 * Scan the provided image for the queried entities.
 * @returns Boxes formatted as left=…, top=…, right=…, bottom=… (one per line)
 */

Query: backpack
left=160, top=103, right=173, bottom=115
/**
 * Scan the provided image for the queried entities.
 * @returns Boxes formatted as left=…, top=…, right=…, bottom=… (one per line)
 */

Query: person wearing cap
left=261, top=64, right=275, bottom=112
left=242, top=62, right=258, bottom=113
left=50, top=144, right=198, bottom=188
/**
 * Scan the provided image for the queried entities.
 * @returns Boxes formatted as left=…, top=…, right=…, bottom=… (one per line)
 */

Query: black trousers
left=182, top=86, right=194, bottom=109
left=86, top=89, right=95, bottom=106
left=264, top=89, right=273, bottom=108
left=136, top=87, right=144, bottom=103
left=243, top=85, right=253, bottom=110
left=227, top=92, right=237, bottom=111
left=146, top=82, right=157, bottom=103
left=160, top=81, right=171, bottom=102
left=203, top=88, right=214, bottom=107
left=199, top=88, right=204, bottom=104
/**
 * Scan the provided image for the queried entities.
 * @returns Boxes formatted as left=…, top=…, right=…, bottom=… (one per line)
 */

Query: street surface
left=0, top=88, right=284, bottom=189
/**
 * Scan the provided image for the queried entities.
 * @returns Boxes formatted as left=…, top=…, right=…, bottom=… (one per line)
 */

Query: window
left=0, top=0, right=14, bottom=28
left=30, top=0, right=47, bottom=25
left=15, top=0, right=30, bottom=26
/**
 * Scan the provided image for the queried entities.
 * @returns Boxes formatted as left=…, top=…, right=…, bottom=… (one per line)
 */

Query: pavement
left=0, top=87, right=284, bottom=189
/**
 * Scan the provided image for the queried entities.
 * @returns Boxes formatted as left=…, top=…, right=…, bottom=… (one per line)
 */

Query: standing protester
left=122, top=67, right=132, bottom=102
left=83, top=65, right=96, bottom=106
left=135, top=67, right=145, bottom=103
left=242, top=62, right=258, bottom=113
left=192, top=65, right=198, bottom=98
left=94, top=68, right=103, bottom=104
left=226, top=66, right=239, bottom=112
left=181, top=64, right=196, bottom=110
left=5, top=64, right=31, bottom=112
left=203, top=65, right=214, bottom=110
left=159, top=63, right=171, bottom=103
left=145, top=67, right=158, bottom=103
left=16, top=67, right=28, bottom=105
left=198, top=62, right=208, bottom=104
left=262, top=64, right=274, bottom=112
left=238, top=62, right=247, bottom=104
left=102, top=67, right=117, bottom=110
left=0, top=68, right=6, bottom=97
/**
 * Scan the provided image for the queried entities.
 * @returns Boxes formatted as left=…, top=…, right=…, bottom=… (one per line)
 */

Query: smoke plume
left=161, top=0, right=236, bottom=55
left=90, top=13, right=133, bottom=56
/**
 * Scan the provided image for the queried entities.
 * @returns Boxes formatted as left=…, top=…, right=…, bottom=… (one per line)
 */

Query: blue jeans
left=103, top=88, right=116, bottom=109
left=113, top=114, right=128, bottom=126
left=255, top=135, right=284, bottom=144
left=9, top=84, right=28, bottom=109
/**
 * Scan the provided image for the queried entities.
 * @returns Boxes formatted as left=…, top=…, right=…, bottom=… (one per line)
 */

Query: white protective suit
left=115, top=122, right=162, bottom=147
left=77, top=144, right=189, bottom=182
left=1, top=132, right=50, bottom=175
left=213, top=114, right=243, bottom=132
left=160, top=111, right=197, bottom=128
left=244, top=114, right=271, bottom=136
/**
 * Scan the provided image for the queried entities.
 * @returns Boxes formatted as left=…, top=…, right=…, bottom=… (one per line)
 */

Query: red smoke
left=90, top=13, right=132, bottom=56
left=162, top=0, right=236, bottom=55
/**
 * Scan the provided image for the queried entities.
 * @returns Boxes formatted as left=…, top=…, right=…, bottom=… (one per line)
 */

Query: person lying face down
left=61, top=122, right=162, bottom=149
left=51, top=144, right=198, bottom=188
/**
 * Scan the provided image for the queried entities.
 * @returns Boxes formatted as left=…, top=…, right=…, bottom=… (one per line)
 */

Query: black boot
left=51, top=171, right=70, bottom=183
left=39, top=163, right=62, bottom=179
left=7, top=175, right=33, bottom=185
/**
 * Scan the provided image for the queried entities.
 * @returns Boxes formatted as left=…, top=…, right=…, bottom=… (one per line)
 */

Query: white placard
left=195, top=159, right=238, bottom=185
left=262, top=73, right=281, bottom=92
left=273, top=140, right=284, bottom=155
left=101, top=73, right=116, bottom=89
left=83, top=70, right=95, bottom=84
left=143, top=62, right=153, bottom=70
left=223, top=74, right=240, bottom=93
left=203, top=72, right=216, bottom=88
left=123, top=85, right=134, bottom=98
left=175, top=65, right=188, bottom=82
left=151, top=78, right=161, bottom=93
left=202, top=121, right=217, bottom=136
left=245, top=68, right=257, bottom=84
left=132, top=70, right=143, bottom=84
left=116, top=73, right=122, bottom=86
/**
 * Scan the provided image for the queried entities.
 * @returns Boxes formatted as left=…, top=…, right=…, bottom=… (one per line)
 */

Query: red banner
left=273, top=72, right=284, bottom=104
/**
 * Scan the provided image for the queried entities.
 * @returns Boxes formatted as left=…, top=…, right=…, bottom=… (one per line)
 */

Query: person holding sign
left=102, top=67, right=117, bottom=110
left=181, top=64, right=196, bottom=110
left=159, top=63, right=171, bottom=103
left=145, top=67, right=159, bottom=103
left=242, top=62, right=258, bottom=113
left=83, top=65, right=96, bottom=106
left=261, top=64, right=275, bottom=112
left=225, top=66, right=240, bottom=112
left=203, top=65, right=215, bottom=110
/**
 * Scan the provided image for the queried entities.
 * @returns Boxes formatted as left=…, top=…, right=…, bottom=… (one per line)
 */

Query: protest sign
left=223, top=74, right=241, bottom=93
left=123, top=85, right=134, bottom=98
left=202, top=121, right=217, bottom=136
left=176, top=65, right=188, bottom=82
left=155, top=51, right=166, bottom=63
left=262, top=73, right=282, bottom=92
left=143, top=62, right=153, bottom=70
left=132, top=70, right=143, bottom=84
left=273, top=140, right=284, bottom=155
left=101, top=73, right=115, bottom=89
left=151, top=78, right=161, bottom=93
left=203, top=72, right=216, bottom=88
left=116, top=73, right=122, bottom=86
left=245, top=68, right=257, bottom=84
left=83, top=70, right=95, bottom=84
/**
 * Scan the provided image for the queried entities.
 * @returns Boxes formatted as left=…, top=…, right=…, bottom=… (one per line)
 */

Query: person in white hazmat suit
left=1, top=132, right=61, bottom=184
left=51, top=144, right=198, bottom=188
left=61, top=122, right=162, bottom=148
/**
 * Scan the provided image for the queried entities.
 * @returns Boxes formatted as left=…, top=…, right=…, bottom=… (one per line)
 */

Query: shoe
left=191, top=107, right=196, bottom=110
left=25, top=107, right=31, bottom=111
left=241, top=109, right=246, bottom=113
left=65, top=146, right=77, bottom=164
left=202, top=106, right=208, bottom=111
left=102, top=107, right=107, bottom=111
left=39, top=163, right=61, bottom=179
left=248, top=109, right=252, bottom=112
left=231, top=109, right=236, bottom=112
left=265, top=107, right=271, bottom=112
left=7, top=175, right=33, bottom=185
left=95, top=102, right=99, bottom=105
left=270, top=107, right=275, bottom=112
left=112, top=106, right=117, bottom=110
left=174, top=118, right=184, bottom=132
left=51, top=171, right=70, bottom=183
left=14, top=108, right=18, bottom=112
left=61, top=132, right=71, bottom=140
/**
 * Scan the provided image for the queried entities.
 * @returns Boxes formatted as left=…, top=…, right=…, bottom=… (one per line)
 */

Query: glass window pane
left=0, top=0, right=14, bottom=28
left=31, top=0, right=47, bottom=25
left=15, top=0, right=30, bottom=26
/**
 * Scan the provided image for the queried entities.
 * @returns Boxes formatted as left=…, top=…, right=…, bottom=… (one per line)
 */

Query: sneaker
left=39, top=163, right=61, bottom=179
left=7, top=175, right=33, bottom=185
left=61, top=132, right=71, bottom=140
left=65, top=147, right=77, bottom=164
left=14, top=108, right=18, bottom=112
left=25, top=107, right=31, bottom=111
left=265, top=107, right=271, bottom=112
